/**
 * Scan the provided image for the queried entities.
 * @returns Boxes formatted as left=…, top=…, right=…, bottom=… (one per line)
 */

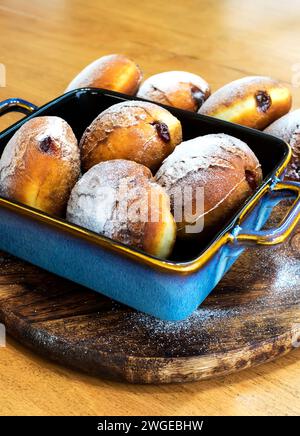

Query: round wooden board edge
left=1, top=308, right=297, bottom=384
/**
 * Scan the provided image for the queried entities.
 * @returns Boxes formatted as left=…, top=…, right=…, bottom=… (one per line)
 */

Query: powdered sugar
left=155, top=133, right=256, bottom=187
left=66, top=55, right=116, bottom=91
left=80, top=102, right=149, bottom=147
left=84, top=100, right=176, bottom=132
left=111, top=244, right=299, bottom=346
left=265, top=109, right=300, bottom=180
left=137, top=70, right=210, bottom=105
left=67, top=159, right=173, bottom=249
left=0, top=116, right=79, bottom=197
left=65, top=54, right=142, bottom=92
left=199, top=76, right=281, bottom=115
left=264, top=109, right=300, bottom=143
left=257, top=246, right=300, bottom=306
left=80, top=100, right=182, bottom=162
left=272, top=254, right=300, bottom=296
left=124, top=305, right=239, bottom=335
left=35, top=117, right=69, bottom=144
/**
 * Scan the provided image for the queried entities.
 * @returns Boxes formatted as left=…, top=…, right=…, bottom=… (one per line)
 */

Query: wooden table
left=0, top=0, right=299, bottom=416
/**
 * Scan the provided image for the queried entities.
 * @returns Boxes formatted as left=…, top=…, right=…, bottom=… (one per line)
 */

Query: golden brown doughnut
left=264, top=109, right=300, bottom=181
left=155, top=133, right=262, bottom=238
left=80, top=100, right=182, bottom=173
left=199, top=76, right=292, bottom=130
left=65, top=54, right=142, bottom=95
left=137, top=71, right=210, bottom=112
left=0, top=116, right=80, bottom=216
left=67, top=160, right=176, bottom=258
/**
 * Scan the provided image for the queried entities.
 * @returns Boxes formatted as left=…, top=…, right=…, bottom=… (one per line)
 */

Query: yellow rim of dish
left=0, top=142, right=293, bottom=275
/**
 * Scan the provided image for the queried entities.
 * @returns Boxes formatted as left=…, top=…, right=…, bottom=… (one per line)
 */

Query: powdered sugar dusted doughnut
left=67, top=160, right=176, bottom=258
left=65, top=54, right=143, bottom=95
left=137, top=71, right=210, bottom=112
left=155, top=133, right=262, bottom=238
left=0, top=116, right=80, bottom=216
left=199, top=76, right=292, bottom=130
left=264, top=109, right=300, bottom=181
left=80, top=100, right=182, bottom=172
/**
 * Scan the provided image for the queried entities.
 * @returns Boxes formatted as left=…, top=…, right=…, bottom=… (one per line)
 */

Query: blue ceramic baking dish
left=0, top=89, right=300, bottom=321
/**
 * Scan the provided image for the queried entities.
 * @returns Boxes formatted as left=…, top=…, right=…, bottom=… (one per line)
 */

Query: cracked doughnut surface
left=67, top=160, right=176, bottom=259
left=137, top=71, right=210, bottom=112
left=0, top=116, right=80, bottom=216
left=80, top=100, right=182, bottom=172
left=155, top=133, right=262, bottom=238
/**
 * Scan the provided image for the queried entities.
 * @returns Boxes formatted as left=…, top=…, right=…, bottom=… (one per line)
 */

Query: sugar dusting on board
left=105, top=303, right=243, bottom=356
left=124, top=306, right=240, bottom=335
left=273, top=255, right=300, bottom=292
left=109, top=238, right=299, bottom=346
left=264, top=250, right=300, bottom=305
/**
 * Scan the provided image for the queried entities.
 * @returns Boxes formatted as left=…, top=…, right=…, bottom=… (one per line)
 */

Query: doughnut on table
left=0, top=0, right=300, bottom=417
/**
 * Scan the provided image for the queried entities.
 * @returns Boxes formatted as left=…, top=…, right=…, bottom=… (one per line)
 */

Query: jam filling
left=39, top=136, right=56, bottom=153
left=151, top=121, right=170, bottom=142
left=245, top=170, right=258, bottom=191
left=255, top=90, right=271, bottom=113
left=191, top=85, right=206, bottom=111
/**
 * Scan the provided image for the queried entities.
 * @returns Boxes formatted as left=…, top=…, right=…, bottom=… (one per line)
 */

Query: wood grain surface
left=0, top=0, right=300, bottom=416
left=0, top=209, right=299, bottom=385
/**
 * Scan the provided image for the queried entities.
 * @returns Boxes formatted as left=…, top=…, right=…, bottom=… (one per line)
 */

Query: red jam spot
left=151, top=121, right=170, bottom=142
left=255, top=91, right=271, bottom=113
left=191, top=85, right=206, bottom=110
left=245, top=170, right=258, bottom=191
left=39, top=136, right=56, bottom=153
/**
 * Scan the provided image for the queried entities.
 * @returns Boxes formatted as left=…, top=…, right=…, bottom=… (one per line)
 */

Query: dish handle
left=232, top=180, right=300, bottom=246
left=0, top=98, right=38, bottom=117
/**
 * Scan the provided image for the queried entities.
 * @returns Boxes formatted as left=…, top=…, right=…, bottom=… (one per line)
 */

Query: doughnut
left=0, top=116, right=80, bottom=216
left=264, top=109, right=300, bottom=180
left=80, top=100, right=182, bottom=172
left=137, top=71, right=210, bottom=112
left=155, top=133, right=262, bottom=238
left=65, top=54, right=143, bottom=95
left=199, top=76, right=292, bottom=130
left=67, top=160, right=176, bottom=258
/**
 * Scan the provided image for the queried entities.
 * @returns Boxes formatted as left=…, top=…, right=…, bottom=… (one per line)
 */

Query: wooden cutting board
left=0, top=207, right=299, bottom=384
